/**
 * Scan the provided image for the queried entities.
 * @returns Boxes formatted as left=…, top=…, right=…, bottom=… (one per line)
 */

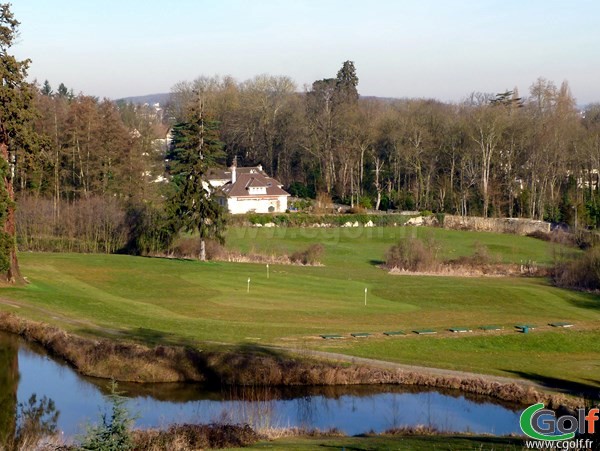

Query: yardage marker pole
left=364, top=288, right=367, bottom=306
left=247, top=278, right=251, bottom=293
left=266, top=264, right=269, bottom=279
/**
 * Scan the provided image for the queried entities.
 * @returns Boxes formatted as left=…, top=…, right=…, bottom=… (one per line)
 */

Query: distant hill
left=117, top=93, right=171, bottom=106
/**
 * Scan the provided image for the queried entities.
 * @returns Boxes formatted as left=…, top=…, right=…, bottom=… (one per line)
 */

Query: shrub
left=527, top=230, right=551, bottom=241
left=358, top=196, right=372, bottom=209
left=171, top=237, right=225, bottom=260
left=124, top=202, right=174, bottom=256
left=575, top=229, right=600, bottom=250
left=385, top=237, right=440, bottom=272
left=80, top=381, right=135, bottom=451
left=452, top=241, right=498, bottom=268
left=552, top=246, right=600, bottom=291
left=527, top=229, right=577, bottom=247
left=314, top=193, right=333, bottom=214
left=347, top=205, right=366, bottom=214
left=435, top=212, right=445, bottom=226
left=290, top=244, right=325, bottom=265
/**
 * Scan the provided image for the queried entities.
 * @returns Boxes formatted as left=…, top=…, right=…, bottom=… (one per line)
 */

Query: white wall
left=228, top=196, right=288, bottom=214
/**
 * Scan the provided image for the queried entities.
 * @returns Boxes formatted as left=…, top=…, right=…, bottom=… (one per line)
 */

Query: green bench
left=383, top=331, right=405, bottom=336
left=320, top=334, right=343, bottom=339
left=413, top=329, right=437, bottom=335
left=351, top=333, right=371, bottom=338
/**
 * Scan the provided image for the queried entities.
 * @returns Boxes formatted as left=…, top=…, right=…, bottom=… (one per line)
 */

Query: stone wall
left=443, top=215, right=551, bottom=235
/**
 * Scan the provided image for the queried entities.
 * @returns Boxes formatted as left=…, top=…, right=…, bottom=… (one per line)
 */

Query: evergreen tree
left=335, top=60, right=359, bottom=104
left=0, top=4, right=37, bottom=282
left=57, top=82, right=69, bottom=98
left=40, top=80, right=52, bottom=96
left=167, top=94, right=226, bottom=261
left=80, top=381, right=134, bottom=451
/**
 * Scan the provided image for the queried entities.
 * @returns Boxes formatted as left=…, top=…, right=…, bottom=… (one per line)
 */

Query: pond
left=0, top=331, right=523, bottom=440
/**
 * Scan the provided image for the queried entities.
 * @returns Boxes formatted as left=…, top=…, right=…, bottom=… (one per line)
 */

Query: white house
left=207, top=164, right=290, bottom=214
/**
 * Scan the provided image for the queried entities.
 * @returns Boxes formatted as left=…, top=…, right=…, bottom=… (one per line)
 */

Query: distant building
left=207, top=163, right=290, bottom=214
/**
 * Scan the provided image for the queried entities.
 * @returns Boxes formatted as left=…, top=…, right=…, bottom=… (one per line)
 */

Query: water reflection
left=3, top=332, right=524, bottom=438
left=0, top=332, right=18, bottom=445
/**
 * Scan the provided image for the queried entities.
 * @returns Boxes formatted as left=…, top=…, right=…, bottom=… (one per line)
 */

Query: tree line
left=168, top=63, right=600, bottom=227
left=15, top=62, right=600, bottom=230
left=3, top=0, right=600, bottom=282
left=12, top=63, right=600, bottom=262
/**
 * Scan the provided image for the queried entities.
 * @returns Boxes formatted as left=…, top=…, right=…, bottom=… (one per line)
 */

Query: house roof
left=206, top=168, right=231, bottom=180
left=220, top=172, right=289, bottom=198
left=207, top=165, right=267, bottom=181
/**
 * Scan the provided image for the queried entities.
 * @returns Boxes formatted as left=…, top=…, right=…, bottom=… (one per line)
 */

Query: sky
left=10, top=0, right=600, bottom=104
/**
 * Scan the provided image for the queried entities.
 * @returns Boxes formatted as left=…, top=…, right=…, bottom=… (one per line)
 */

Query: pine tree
left=335, top=60, right=359, bottom=104
left=0, top=4, right=36, bottom=283
left=40, top=80, right=52, bottom=96
left=167, top=94, right=226, bottom=261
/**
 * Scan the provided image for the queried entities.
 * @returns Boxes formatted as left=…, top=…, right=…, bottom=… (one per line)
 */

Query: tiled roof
left=221, top=172, right=289, bottom=198
left=207, top=166, right=267, bottom=181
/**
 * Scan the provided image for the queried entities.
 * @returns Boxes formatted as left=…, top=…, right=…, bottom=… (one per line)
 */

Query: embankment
left=0, top=312, right=582, bottom=411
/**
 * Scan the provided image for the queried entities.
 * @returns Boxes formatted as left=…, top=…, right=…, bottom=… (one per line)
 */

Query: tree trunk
left=200, top=239, right=206, bottom=262
left=0, top=143, right=23, bottom=283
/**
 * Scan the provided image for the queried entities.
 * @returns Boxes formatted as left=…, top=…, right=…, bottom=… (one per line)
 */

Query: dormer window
left=248, top=186, right=267, bottom=195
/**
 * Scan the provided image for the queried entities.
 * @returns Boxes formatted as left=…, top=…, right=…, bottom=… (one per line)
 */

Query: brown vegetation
left=384, top=237, right=524, bottom=277
left=313, top=192, right=334, bottom=214
left=385, top=236, right=441, bottom=272
left=447, top=241, right=501, bottom=274
left=290, top=244, right=325, bottom=265
left=131, top=424, right=259, bottom=450
left=0, top=313, right=582, bottom=412
left=171, top=237, right=325, bottom=266
left=552, top=246, right=600, bottom=291
left=16, top=195, right=128, bottom=254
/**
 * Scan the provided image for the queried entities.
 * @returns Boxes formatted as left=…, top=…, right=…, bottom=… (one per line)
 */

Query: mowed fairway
left=2, top=226, right=599, bottom=388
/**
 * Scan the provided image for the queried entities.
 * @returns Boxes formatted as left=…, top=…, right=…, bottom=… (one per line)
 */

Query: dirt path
left=0, top=297, right=122, bottom=336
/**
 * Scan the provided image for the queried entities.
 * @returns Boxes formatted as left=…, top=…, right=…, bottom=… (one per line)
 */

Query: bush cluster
left=385, top=237, right=440, bottom=272
left=552, top=246, right=600, bottom=291
left=171, top=237, right=225, bottom=260
left=290, top=244, right=325, bottom=265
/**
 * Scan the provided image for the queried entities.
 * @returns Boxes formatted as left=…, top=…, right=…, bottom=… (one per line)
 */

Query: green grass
left=2, top=226, right=598, bottom=388
left=225, top=434, right=526, bottom=450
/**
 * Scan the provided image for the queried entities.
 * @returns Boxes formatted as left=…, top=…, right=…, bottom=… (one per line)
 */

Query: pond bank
left=0, top=312, right=582, bottom=412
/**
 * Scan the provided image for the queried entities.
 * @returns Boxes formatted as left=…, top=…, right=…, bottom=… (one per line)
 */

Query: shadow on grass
left=566, top=291, right=600, bottom=311
left=504, top=370, right=600, bottom=397
left=368, top=259, right=385, bottom=266
left=77, top=326, right=198, bottom=348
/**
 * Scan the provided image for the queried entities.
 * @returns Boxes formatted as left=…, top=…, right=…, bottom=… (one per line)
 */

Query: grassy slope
left=2, top=226, right=599, bottom=387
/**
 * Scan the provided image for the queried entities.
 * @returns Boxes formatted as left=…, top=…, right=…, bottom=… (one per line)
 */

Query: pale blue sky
left=11, top=0, right=600, bottom=103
